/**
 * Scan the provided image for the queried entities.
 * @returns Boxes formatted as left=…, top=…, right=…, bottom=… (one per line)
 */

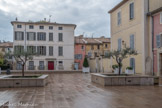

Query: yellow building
left=83, top=36, right=111, bottom=58
left=109, top=0, right=152, bottom=75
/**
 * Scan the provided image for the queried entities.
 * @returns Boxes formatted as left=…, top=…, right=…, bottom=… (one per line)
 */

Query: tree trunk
left=22, top=64, right=25, bottom=77
left=118, top=63, right=121, bottom=75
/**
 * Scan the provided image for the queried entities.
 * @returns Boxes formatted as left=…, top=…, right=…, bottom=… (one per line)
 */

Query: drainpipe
left=151, top=16, right=155, bottom=76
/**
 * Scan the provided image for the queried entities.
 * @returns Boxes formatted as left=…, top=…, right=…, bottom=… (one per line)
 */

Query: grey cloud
left=0, top=0, right=122, bottom=41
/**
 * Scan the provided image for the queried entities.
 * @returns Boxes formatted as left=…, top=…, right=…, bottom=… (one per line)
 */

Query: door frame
left=48, top=61, right=54, bottom=70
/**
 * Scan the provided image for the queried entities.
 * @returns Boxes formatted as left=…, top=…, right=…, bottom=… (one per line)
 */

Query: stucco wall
left=13, top=23, right=75, bottom=70
left=110, top=0, right=149, bottom=74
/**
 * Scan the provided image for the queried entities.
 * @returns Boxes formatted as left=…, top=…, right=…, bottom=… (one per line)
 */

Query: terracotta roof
left=0, top=42, right=13, bottom=48
left=75, top=37, right=85, bottom=44
left=11, top=21, right=77, bottom=29
left=108, top=0, right=128, bottom=13
left=75, top=36, right=111, bottom=44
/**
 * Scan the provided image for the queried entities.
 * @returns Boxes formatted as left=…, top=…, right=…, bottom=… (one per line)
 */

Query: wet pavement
left=0, top=73, right=162, bottom=108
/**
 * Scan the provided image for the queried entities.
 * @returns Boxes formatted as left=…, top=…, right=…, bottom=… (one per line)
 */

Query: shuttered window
left=58, top=46, right=63, bottom=56
left=117, top=11, right=121, bottom=25
left=14, top=46, right=24, bottom=53
left=156, top=34, right=161, bottom=48
left=130, top=58, right=135, bottom=72
left=37, top=32, right=46, bottom=41
left=58, top=27, right=63, bottom=30
left=75, top=54, right=82, bottom=60
left=49, top=46, right=53, bottom=56
left=49, top=33, right=53, bottom=41
left=27, top=32, right=36, bottom=41
left=37, top=46, right=46, bottom=55
left=118, top=38, right=122, bottom=51
left=49, top=26, right=53, bottom=30
left=15, top=32, right=24, bottom=40
left=29, top=25, right=34, bottom=29
left=27, top=46, right=36, bottom=54
left=58, top=33, right=63, bottom=41
left=17, top=25, right=22, bottom=28
left=130, top=34, right=135, bottom=50
left=130, top=2, right=134, bottom=20
left=39, top=26, right=44, bottom=29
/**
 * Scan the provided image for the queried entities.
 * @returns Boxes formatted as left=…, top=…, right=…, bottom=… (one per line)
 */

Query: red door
left=48, top=61, right=54, bottom=70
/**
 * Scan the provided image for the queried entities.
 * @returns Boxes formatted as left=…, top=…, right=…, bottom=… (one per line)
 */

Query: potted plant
left=125, top=67, right=134, bottom=74
left=82, top=57, right=90, bottom=73
left=112, top=64, right=122, bottom=74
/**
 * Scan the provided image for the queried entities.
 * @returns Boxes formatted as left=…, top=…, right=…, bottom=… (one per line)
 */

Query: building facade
left=109, top=0, right=151, bottom=75
left=148, top=0, right=162, bottom=76
left=11, top=21, right=76, bottom=71
left=74, top=36, right=111, bottom=70
left=74, top=35, right=86, bottom=70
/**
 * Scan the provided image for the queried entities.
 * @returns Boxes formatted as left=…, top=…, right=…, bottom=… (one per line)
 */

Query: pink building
left=74, top=36, right=86, bottom=70
left=150, top=9, right=162, bottom=76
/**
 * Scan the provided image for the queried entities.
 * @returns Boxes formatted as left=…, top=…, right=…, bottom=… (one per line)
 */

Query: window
left=16, top=61, right=22, bottom=70
left=17, top=25, right=22, bottom=28
left=88, top=52, right=92, bottom=57
left=27, top=46, right=36, bottom=54
left=81, top=45, right=84, bottom=50
left=160, top=12, right=162, bottom=24
left=130, top=2, right=134, bottom=20
left=59, top=61, right=63, bottom=64
left=49, top=46, right=53, bottom=56
left=39, top=61, right=44, bottom=70
left=97, top=45, right=100, bottom=49
left=58, top=33, right=63, bottom=41
left=37, top=46, right=46, bottom=55
left=75, top=54, right=82, bottom=60
left=14, top=46, right=24, bottom=53
left=27, top=32, right=36, bottom=41
left=130, top=34, right=135, bottom=50
left=105, top=44, right=108, bottom=48
left=58, top=27, right=63, bottom=30
left=37, top=32, right=46, bottom=41
left=29, top=25, right=34, bottom=29
left=39, top=26, right=44, bottom=29
left=118, top=38, right=122, bottom=51
left=49, top=26, right=53, bottom=30
left=49, top=33, right=53, bottom=41
left=130, top=58, right=135, bottom=72
left=156, top=34, right=162, bottom=48
left=28, top=61, right=34, bottom=70
left=15, top=32, right=24, bottom=40
left=91, top=45, right=94, bottom=50
left=117, top=11, right=121, bottom=25
left=58, top=46, right=63, bottom=56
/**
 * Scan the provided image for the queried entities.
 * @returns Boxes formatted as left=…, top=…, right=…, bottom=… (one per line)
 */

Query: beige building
left=11, top=20, right=76, bottom=71
left=109, top=0, right=152, bottom=75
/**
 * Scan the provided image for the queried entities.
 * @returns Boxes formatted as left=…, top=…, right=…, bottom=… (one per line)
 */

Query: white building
left=11, top=20, right=76, bottom=71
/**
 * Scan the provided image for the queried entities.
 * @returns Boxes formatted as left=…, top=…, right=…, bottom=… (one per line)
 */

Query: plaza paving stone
left=0, top=73, right=162, bottom=108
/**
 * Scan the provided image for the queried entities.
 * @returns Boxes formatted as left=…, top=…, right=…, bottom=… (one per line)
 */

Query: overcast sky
left=0, top=0, right=121, bottom=42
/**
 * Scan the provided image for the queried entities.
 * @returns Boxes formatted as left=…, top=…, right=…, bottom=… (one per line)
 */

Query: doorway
left=160, top=54, right=162, bottom=76
left=48, top=61, right=54, bottom=70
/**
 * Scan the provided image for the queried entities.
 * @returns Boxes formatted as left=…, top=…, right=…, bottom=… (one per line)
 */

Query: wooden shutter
left=130, top=58, right=135, bottom=71
left=156, top=34, right=161, bottom=48
left=37, top=33, right=39, bottom=40
left=22, top=32, right=24, bottom=40
left=130, top=3, right=134, bottom=19
left=44, top=33, right=46, bottom=41
left=34, top=33, right=36, bottom=40
left=130, top=35, right=134, bottom=50
left=118, top=39, right=121, bottom=51
left=37, top=46, right=40, bottom=54
left=27, top=33, right=29, bottom=40
left=43, top=46, right=46, bottom=55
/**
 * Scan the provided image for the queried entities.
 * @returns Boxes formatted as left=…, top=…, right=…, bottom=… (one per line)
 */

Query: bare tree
left=105, top=47, right=138, bottom=75
left=5, top=47, right=37, bottom=76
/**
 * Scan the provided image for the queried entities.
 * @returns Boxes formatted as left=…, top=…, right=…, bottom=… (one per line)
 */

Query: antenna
left=49, top=15, right=52, bottom=22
